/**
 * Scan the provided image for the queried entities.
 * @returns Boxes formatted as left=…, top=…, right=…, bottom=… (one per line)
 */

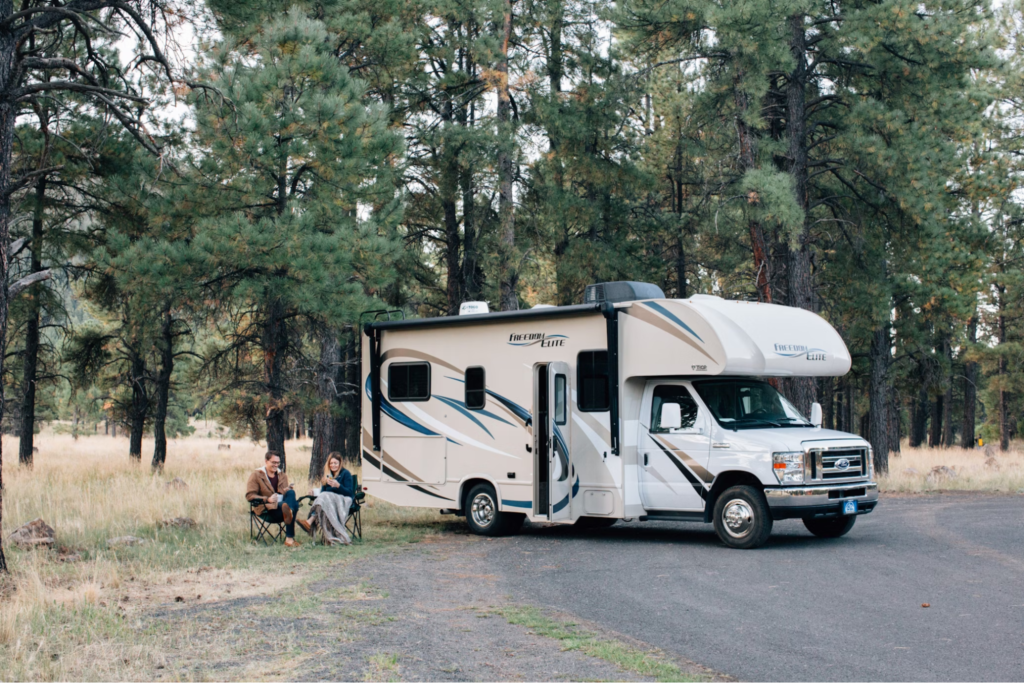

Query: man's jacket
left=246, top=467, right=291, bottom=516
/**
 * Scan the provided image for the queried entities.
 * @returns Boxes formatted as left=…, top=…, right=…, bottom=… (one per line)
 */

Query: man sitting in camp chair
left=246, top=451, right=311, bottom=547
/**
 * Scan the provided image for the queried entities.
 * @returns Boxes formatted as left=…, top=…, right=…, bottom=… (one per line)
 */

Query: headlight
left=867, top=446, right=874, bottom=479
left=773, top=451, right=805, bottom=484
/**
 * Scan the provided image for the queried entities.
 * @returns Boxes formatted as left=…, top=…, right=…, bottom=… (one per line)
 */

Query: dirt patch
left=131, top=535, right=721, bottom=681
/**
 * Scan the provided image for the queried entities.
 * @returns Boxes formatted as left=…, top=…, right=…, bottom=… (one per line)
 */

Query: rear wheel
left=803, top=515, right=856, bottom=538
left=465, top=484, right=524, bottom=537
left=712, top=485, right=773, bottom=549
left=574, top=516, right=618, bottom=529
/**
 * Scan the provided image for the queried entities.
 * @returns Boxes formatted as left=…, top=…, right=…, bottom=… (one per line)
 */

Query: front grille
left=809, top=447, right=867, bottom=481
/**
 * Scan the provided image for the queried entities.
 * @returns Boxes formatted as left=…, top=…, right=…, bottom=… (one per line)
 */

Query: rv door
left=548, top=361, right=573, bottom=522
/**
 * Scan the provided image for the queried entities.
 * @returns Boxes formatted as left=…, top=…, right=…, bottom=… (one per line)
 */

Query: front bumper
left=764, top=482, right=878, bottom=521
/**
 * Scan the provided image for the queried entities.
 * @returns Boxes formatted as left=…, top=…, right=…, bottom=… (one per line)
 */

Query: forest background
left=1, top=0, right=1023, bottom=569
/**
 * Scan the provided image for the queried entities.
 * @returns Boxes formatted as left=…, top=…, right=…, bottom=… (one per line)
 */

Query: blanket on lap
left=311, top=492, right=353, bottom=545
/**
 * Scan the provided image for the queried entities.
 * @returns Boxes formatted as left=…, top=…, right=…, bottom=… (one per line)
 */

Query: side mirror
left=810, top=402, right=822, bottom=428
left=661, top=403, right=682, bottom=430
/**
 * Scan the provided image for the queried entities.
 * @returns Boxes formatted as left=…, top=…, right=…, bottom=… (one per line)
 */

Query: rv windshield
left=691, top=379, right=812, bottom=430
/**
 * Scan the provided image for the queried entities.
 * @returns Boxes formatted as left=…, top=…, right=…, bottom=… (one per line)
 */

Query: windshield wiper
left=732, top=418, right=783, bottom=428
left=777, top=417, right=814, bottom=427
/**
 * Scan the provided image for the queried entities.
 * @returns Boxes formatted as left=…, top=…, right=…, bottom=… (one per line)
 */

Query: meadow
left=0, top=430, right=451, bottom=680
left=0, top=430, right=1020, bottom=679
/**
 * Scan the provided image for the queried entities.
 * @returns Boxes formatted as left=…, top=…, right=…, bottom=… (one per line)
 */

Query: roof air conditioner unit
left=584, top=281, right=665, bottom=304
left=458, top=301, right=490, bottom=316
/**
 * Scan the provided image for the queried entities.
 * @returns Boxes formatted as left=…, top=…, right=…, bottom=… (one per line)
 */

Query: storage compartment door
left=381, top=435, right=446, bottom=485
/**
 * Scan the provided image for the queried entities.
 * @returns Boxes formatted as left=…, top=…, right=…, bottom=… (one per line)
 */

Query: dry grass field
left=0, top=431, right=451, bottom=680
left=878, top=443, right=1024, bottom=493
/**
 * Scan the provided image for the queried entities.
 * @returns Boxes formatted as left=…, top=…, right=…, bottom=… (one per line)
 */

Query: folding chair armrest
left=248, top=497, right=265, bottom=507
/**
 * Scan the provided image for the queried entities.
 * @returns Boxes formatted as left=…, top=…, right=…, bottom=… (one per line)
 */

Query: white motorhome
left=360, top=282, right=878, bottom=549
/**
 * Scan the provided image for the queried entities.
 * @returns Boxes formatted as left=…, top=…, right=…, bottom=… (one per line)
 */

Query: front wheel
left=803, top=515, right=856, bottom=538
left=712, top=485, right=773, bottom=549
left=465, top=484, right=524, bottom=537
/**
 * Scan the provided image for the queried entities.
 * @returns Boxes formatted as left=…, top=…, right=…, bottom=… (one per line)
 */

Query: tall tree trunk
left=496, top=0, right=517, bottom=311
left=822, top=377, right=834, bottom=430
left=441, top=98, right=462, bottom=315
left=783, top=14, right=816, bottom=414
left=835, top=377, right=845, bottom=431
left=311, top=324, right=339, bottom=481
left=151, top=310, right=174, bottom=471
left=998, top=288, right=1009, bottom=451
left=0, top=7, right=16, bottom=573
left=18, top=176, right=45, bottom=467
left=868, top=327, right=891, bottom=474
left=962, top=316, right=977, bottom=448
left=264, top=297, right=288, bottom=467
left=928, top=396, right=942, bottom=448
left=128, top=349, right=147, bottom=462
left=461, top=166, right=480, bottom=301
left=343, top=330, right=361, bottom=463
left=910, top=384, right=929, bottom=448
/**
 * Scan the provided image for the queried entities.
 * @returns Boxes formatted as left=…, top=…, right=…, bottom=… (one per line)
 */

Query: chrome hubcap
left=722, top=499, right=755, bottom=538
left=471, top=493, right=496, bottom=528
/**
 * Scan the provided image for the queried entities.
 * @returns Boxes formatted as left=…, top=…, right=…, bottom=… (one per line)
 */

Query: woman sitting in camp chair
left=303, top=452, right=355, bottom=545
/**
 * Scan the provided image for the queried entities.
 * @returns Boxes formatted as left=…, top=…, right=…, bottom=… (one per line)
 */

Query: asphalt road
left=483, top=494, right=1024, bottom=681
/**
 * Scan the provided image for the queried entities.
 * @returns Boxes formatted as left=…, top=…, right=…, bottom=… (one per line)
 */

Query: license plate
left=842, top=500, right=858, bottom=515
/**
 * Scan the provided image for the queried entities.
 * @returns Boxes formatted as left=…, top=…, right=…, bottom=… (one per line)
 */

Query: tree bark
left=822, top=377, right=834, bottom=430
left=868, top=326, right=891, bottom=474
left=0, top=8, right=18, bottom=570
left=441, top=95, right=462, bottom=315
left=18, top=176, right=45, bottom=467
left=128, top=347, right=148, bottom=462
left=783, top=14, right=815, bottom=413
left=910, top=384, right=929, bottom=448
left=496, top=0, right=517, bottom=311
left=264, top=297, right=288, bottom=467
left=962, top=316, right=977, bottom=447
left=151, top=309, right=174, bottom=471
left=998, top=288, right=1009, bottom=451
left=928, top=396, right=942, bottom=448
left=310, top=324, right=339, bottom=481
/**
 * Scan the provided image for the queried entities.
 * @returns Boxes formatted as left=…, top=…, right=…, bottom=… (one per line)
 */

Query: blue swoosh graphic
left=502, top=499, right=532, bottom=509
left=365, top=375, right=457, bottom=443
left=443, top=377, right=516, bottom=427
left=435, top=395, right=493, bottom=439
left=552, top=476, right=581, bottom=513
left=645, top=301, right=704, bottom=343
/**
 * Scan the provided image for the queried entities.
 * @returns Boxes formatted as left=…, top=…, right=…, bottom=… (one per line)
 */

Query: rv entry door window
left=554, top=374, right=567, bottom=425
left=388, top=362, right=431, bottom=401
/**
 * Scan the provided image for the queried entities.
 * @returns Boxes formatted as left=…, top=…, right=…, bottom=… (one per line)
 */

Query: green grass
left=493, top=605, right=706, bottom=682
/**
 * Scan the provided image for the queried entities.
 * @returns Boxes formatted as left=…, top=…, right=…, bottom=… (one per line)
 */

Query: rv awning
left=619, top=295, right=851, bottom=378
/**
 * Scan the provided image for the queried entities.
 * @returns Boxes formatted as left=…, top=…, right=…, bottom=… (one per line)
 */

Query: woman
left=304, top=453, right=355, bottom=545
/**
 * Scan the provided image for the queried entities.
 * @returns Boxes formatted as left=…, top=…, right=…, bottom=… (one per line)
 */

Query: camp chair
left=310, top=475, right=366, bottom=544
left=249, top=494, right=314, bottom=544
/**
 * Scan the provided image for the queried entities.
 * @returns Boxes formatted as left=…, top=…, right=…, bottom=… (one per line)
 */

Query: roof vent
left=584, top=281, right=665, bottom=304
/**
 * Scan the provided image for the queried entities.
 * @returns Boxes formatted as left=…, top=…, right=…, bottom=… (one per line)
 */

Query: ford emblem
left=835, top=458, right=851, bottom=471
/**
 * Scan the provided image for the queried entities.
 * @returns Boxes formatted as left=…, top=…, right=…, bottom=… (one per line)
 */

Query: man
left=246, top=451, right=307, bottom=547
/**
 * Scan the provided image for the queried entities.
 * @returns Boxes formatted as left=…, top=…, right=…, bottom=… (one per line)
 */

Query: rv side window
left=651, top=385, right=698, bottom=432
left=577, top=350, right=609, bottom=412
left=554, top=374, right=567, bottom=425
left=465, top=366, right=486, bottom=410
left=388, top=362, right=431, bottom=401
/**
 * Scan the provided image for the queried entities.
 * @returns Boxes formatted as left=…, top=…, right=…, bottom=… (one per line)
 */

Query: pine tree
left=189, top=10, right=402, bottom=471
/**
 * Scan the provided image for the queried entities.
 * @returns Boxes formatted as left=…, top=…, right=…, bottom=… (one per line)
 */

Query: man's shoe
left=281, top=503, right=294, bottom=526
left=297, top=518, right=312, bottom=535
left=284, top=537, right=301, bottom=548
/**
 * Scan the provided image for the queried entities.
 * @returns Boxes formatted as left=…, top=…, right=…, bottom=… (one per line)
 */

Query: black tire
left=574, top=516, right=618, bottom=529
left=712, top=485, right=773, bottom=549
left=803, top=515, right=856, bottom=538
left=464, top=483, right=524, bottom=537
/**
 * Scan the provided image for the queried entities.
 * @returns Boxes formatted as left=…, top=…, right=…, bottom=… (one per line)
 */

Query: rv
left=360, top=282, right=878, bottom=549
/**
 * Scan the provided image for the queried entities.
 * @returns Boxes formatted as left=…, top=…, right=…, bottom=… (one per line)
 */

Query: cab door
left=548, top=362, right=573, bottom=521
left=638, top=382, right=712, bottom=511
